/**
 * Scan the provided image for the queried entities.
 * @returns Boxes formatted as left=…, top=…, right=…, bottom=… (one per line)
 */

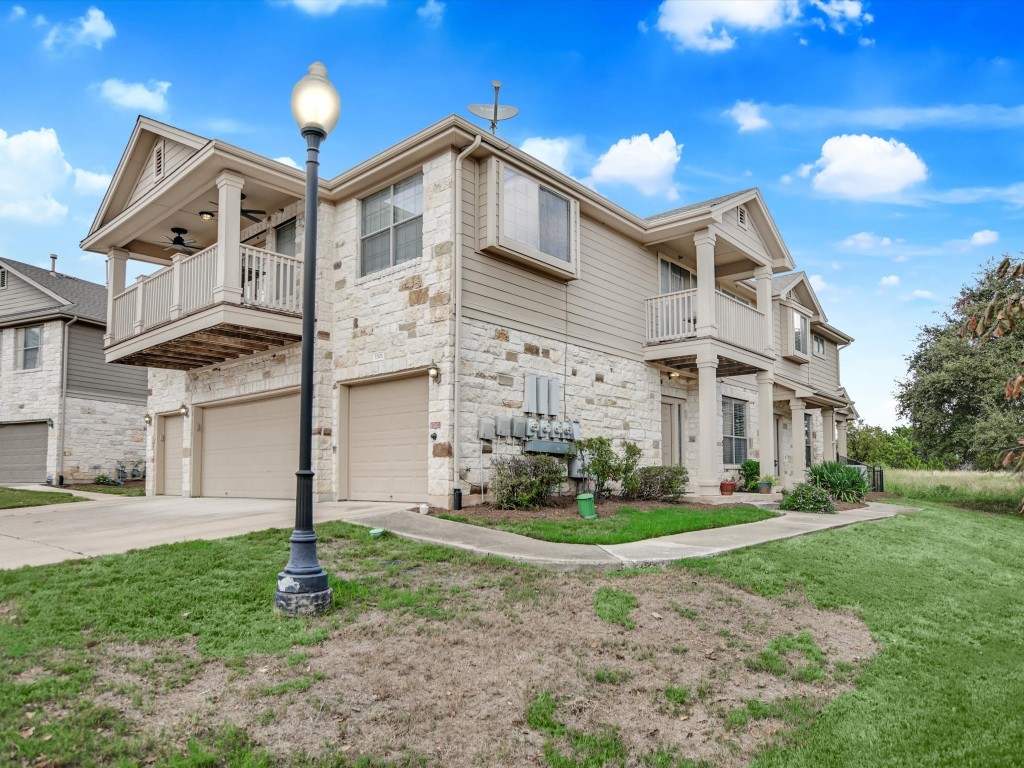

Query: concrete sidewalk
left=327, top=501, right=911, bottom=569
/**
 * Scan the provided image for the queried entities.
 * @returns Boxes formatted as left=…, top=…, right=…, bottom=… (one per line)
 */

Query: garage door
left=159, top=414, right=183, bottom=496
left=348, top=377, right=428, bottom=502
left=0, top=422, right=48, bottom=484
left=200, top=393, right=299, bottom=499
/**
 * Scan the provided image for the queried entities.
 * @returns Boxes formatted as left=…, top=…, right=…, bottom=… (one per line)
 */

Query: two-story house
left=0, top=257, right=147, bottom=485
left=80, top=116, right=856, bottom=507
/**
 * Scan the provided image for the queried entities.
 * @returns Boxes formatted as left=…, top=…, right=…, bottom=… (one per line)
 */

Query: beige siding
left=0, top=271, right=59, bottom=317
left=67, top=324, right=148, bottom=403
left=809, top=334, right=840, bottom=393
left=126, top=138, right=198, bottom=207
left=720, top=206, right=770, bottom=262
left=773, top=301, right=809, bottom=385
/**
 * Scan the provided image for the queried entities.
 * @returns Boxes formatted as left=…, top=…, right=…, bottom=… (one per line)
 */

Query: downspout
left=452, top=133, right=482, bottom=500
left=58, top=316, right=79, bottom=485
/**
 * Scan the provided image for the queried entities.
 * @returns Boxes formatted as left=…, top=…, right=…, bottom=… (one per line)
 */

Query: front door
left=661, top=398, right=686, bottom=466
left=773, top=415, right=782, bottom=476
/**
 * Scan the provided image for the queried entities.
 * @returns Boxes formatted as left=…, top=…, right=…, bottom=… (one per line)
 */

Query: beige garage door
left=0, top=422, right=48, bottom=484
left=200, top=393, right=299, bottom=499
left=348, top=377, right=427, bottom=502
left=159, top=414, right=183, bottom=496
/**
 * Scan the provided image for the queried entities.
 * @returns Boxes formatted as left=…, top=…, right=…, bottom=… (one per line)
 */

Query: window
left=722, top=396, right=748, bottom=465
left=275, top=219, right=296, bottom=257
left=18, top=326, right=41, bottom=370
left=503, top=168, right=570, bottom=262
left=804, top=413, right=813, bottom=468
left=360, top=173, right=423, bottom=276
left=660, top=260, right=696, bottom=294
left=794, top=312, right=809, bottom=355
left=813, top=334, right=826, bottom=357
left=720, top=288, right=751, bottom=306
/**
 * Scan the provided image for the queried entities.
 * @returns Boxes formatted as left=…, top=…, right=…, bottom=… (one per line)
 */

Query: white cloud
left=879, top=274, right=900, bottom=287
left=520, top=136, right=585, bottom=175
left=73, top=168, right=111, bottom=194
left=287, top=0, right=384, bottom=15
left=33, top=14, right=46, bottom=26
left=273, top=156, right=301, bottom=170
left=803, top=134, right=927, bottom=199
left=858, top=36, right=875, bottom=46
left=909, top=289, right=935, bottom=300
left=8, top=5, right=25, bottom=21
left=809, top=274, right=831, bottom=292
left=810, top=0, right=871, bottom=32
left=43, top=6, right=115, bottom=51
left=725, top=100, right=770, bottom=132
left=796, top=163, right=814, bottom=178
left=970, top=229, right=999, bottom=246
left=0, top=127, right=71, bottom=224
left=655, top=0, right=797, bottom=53
left=589, top=130, right=682, bottom=200
left=926, top=183, right=1024, bottom=207
left=417, top=0, right=444, bottom=27
left=99, top=79, right=171, bottom=113
left=749, top=103, right=1024, bottom=131
left=840, top=231, right=893, bottom=250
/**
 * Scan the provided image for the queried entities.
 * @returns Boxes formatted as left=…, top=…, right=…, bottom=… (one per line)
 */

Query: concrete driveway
left=0, top=491, right=414, bottom=569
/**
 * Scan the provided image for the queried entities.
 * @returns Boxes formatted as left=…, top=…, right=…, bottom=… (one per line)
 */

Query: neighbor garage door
left=348, top=376, right=427, bottom=502
left=0, top=422, right=48, bottom=484
left=200, top=393, right=299, bottom=499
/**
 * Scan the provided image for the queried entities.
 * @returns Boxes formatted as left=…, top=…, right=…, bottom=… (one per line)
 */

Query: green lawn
left=0, top=487, right=87, bottom=509
left=71, top=483, right=147, bottom=497
left=439, top=504, right=777, bottom=545
left=678, top=500, right=1024, bottom=767
left=886, top=468, right=1022, bottom=514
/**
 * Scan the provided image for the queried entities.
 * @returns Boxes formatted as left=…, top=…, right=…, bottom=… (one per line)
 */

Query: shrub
left=492, top=454, right=565, bottom=509
left=94, top=474, right=122, bottom=487
left=633, top=466, right=689, bottom=500
left=739, top=459, right=761, bottom=492
left=779, top=482, right=835, bottom=514
left=575, top=437, right=618, bottom=498
left=808, top=461, right=869, bottom=502
left=618, top=441, right=643, bottom=499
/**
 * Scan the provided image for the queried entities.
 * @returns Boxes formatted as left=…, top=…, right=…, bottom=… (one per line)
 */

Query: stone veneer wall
left=61, top=396, right=146, bottom=483
left=772, top=401, right=825, bottom=488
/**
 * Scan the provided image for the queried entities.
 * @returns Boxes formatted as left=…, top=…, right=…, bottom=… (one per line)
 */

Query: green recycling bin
left=576, top=493, right=597, bottom=519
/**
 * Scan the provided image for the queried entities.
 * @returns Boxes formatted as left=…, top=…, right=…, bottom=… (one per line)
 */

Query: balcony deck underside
left=106, top=303, right=302, bottom=370
left=644, top=337, right=771, bottom=377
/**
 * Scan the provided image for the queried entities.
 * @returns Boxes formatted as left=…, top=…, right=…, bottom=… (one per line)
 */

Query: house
left=0, top=256, right=147, bottom=485
left=79, top=116, right=856, bottom=506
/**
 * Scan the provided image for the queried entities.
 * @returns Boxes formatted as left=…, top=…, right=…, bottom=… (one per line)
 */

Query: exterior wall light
left=428, top=364, right=440, bottom=381
left=47, top=418, right=54, bottom=427
left=178, top=404, right=189, bottom=417
left=668, top=371, right=680, bottom=379
left=199, top=211, right=215, bottom=221
left=144, top=414, right=152, bottom=425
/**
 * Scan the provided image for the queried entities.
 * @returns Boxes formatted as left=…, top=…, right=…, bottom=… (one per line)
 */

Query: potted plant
left=757, top=475, right=777, bottom=494
left=720, top=476, right=737, bottom=495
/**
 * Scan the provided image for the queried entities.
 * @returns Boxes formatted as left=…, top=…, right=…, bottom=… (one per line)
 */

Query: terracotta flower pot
left=720, top=480, right=737, bottom=496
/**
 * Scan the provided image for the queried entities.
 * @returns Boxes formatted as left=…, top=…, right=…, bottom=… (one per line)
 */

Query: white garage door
left=200, top=393, right=299, bottom=499
left=0, top=422, right=48, bottom=484
left=348, top=377, right=427, bottom=502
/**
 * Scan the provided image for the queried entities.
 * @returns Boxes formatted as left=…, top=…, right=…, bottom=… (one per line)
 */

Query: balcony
left=106, top=243, right=303, bottom=370
left=644, top=288, right=770, bottom=376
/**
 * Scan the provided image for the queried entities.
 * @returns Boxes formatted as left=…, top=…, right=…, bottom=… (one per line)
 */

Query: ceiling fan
left=206, top=193, right=267, bottom=224
left=163, top=227, right=199, bottom=254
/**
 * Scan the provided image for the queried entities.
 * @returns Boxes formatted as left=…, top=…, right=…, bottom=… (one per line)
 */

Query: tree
left=846, top=420, right=934, bottom=469
left=896, top=258, right=1024, bottom=470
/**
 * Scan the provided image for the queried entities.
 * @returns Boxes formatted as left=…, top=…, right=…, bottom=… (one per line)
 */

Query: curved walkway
left=326, top=501, right=911, bottom=570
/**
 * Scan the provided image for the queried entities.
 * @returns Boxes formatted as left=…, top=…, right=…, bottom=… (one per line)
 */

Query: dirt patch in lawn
left=88, top=562, right=876, bottom=767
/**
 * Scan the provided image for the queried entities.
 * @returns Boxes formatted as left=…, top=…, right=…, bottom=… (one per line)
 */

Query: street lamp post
left=275, top=62, right=341, bottom=617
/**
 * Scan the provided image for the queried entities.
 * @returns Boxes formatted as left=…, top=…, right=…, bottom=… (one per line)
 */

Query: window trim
left=359, top=172, right=424, bottom=278
left=659, top=257, right=697, bottom=295
left=812, top=333, right=827, bottom=358
left=481, top=157, right=581, bottom=281
left=17, top=325, right=42, bottom=371
left=780, top=303, right=811, bottom=363
left=273, top=217, right=297, bottom=258
left=722, top=395, right=749, bottom=467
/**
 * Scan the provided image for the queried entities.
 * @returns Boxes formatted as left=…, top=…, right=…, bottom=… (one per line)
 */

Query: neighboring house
left=0, top=257, right=148, bottom=485
left=80, top=116, right=856, bottom=506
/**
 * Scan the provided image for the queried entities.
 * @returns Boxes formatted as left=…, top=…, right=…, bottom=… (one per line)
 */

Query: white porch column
left=837, top=419, right=848, bottom=459
left=695, top=229, right=717, bottom=337
left=169, top=252, right=183, bottom=320
left=823, top=408, right=836, bottom=461
left=790, top=398, right=806, bottom=487
left=757, top=371, right=775, bottom=478
left=755, top=265, right=774, bottom=354
left=696, top=350, right=720, bottom=495
left=212, top=170, right=245, bottom=305
left=105, top=248, right=128, bottom=345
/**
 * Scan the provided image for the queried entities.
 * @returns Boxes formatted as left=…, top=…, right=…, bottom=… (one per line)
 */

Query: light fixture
left=46, top=418, right=54, bottom=428
left=199, top=210, right=215, bottom=221
left=291, top=61, right=341, bottom=135
left=178, top=404, right=189, bottom=417
left=144, top=414, right=152, bottom=425
left=668, top=371, right=680, bottom=379
left=428, top=364, right=440, bottom=381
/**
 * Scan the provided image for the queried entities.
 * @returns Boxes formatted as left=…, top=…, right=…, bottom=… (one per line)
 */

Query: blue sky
left=2, top=0, right=1022, bottom=429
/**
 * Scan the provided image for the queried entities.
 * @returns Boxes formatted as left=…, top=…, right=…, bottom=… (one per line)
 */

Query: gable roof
left=646, top=189, right=757, bottom=223
left=0, top=258, right=107, bottom=325
left=772, top=271, right=826, bottom=320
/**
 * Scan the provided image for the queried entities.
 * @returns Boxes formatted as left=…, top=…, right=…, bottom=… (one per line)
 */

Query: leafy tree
left=896, top=258, right=1024, bottom=469
left=846, top=421, right=935, bottom=469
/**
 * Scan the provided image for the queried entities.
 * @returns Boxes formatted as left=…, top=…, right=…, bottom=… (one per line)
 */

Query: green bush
left=618, top=441, right=643, bottom=499
left=94, top=474, right=122, bottom=487
left=491, top=454, right=565, bottom=509
left=575, top=437, right=618, bottom=498
left=779, top=482, right=836, bottom=514
left=808, top=461, right=869, bottom=502
left=633, top=466, right=689, bottom=500
left=740, top=459, right=761, bottom=491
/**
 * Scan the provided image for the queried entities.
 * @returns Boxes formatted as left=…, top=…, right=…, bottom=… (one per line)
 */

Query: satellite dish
left=468, top=80, right=518, bottom=135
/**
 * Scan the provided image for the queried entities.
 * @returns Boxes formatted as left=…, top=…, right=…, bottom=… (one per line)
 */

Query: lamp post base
left=274, top=576, right=333, bottom=617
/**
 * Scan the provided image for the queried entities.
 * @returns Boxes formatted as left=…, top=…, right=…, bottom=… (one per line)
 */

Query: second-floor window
left=18, top=326, right=41, bottom=370
left=722, top=396, right=748, bottom=465
left=813, top=334, right=826, bottom=357
left=660, top=261, right=696, bottom=294
left=503, top=168, right=571, bottom=263
left=360, top=173, right=423, bottom=276
left=275, top=219, right=296, bottom=257
left=794, top=313, right=809, bottom=355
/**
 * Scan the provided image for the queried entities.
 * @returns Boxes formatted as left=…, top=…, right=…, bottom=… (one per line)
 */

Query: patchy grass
left=886, top=469, right=1021, bottom=513
left=678, top=500, right=1024, bottom=766
left=0, top=487, right=87, bottom=509
left=439, top=505, right=776, bottom=545
left=72, top=483, right=146, bottom=496
left=724, top=697, right=818, bottom=732
left=593, top=667, right=631, bottom=684
left=593, top=587, right=637, bottom=629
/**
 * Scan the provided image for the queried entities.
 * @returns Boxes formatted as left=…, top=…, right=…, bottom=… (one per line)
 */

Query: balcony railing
left=645, top=289, right=766, bottom=353
left=109, top=244, right=302, bottom=343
